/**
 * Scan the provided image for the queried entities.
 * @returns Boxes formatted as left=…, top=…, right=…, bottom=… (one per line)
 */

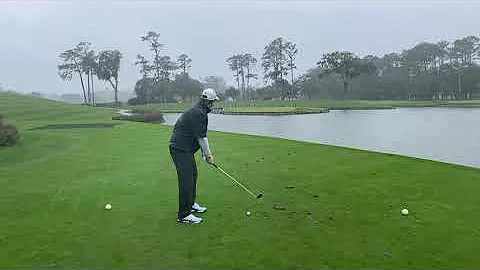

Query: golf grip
left=211, top=163, right=258, bottom=199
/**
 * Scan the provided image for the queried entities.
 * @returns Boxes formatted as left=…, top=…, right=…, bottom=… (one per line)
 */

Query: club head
left=257, top=193, right=263, bottom=199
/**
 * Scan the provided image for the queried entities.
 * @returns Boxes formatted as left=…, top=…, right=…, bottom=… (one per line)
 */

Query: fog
left=1, top=0, right=479, bottom=95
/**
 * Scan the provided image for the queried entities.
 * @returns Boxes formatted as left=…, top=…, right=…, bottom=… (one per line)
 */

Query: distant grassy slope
left=0, top=93, right=115, bottom=126
left=1, top=92, right=479, bottom=268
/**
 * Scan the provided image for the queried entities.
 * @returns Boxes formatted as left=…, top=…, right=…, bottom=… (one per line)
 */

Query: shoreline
left=211, top=107, right=329, bottom=115
left=125, top=101, right=480, bottom=115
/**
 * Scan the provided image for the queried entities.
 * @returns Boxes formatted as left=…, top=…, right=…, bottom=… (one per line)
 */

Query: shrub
left=112, top=110, right=164, bottom=124
left=128, top=97, right=144, bottom=105
left=0, top=115, right=20, bottom=147
left=95, top=102, right=123, bottom=108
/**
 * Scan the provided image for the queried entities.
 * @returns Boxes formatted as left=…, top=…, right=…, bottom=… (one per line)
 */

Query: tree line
left=129, top=31, right=202, bottom=104
left=58, top=33, right=480, bottom=105
left=225, top=35, right=480, bottom=101
left=58, top=42, right=122, bottom=105
left=296, top=35, right=480, bottom=100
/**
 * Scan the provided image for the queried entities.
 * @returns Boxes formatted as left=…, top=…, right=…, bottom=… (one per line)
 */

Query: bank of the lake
left=163, top=107, right=480, bottom=168
left=129, top=99, right=480, bottom=115
left=213, top=106, right=329, bottom=115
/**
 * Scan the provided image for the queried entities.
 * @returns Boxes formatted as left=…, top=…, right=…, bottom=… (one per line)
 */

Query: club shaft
left=216, top=166, right=257, bottom=199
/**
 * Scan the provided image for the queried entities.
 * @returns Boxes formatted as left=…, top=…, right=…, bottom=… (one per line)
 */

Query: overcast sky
left=1, top=0, right=479, bottom=95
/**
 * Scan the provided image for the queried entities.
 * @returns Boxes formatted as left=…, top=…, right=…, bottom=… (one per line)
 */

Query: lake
left=162, top=107, right=480, bottom=168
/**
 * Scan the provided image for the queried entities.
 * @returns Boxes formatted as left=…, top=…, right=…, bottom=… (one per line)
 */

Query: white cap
left=201, top=88, right=219, bottom=101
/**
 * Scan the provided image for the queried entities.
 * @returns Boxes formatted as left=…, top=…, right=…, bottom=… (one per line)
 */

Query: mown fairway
left=1, top=93, right=479, bottom=267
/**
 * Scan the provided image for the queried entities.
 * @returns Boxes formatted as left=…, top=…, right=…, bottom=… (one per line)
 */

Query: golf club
left=211, top=163, right=263, bottom=199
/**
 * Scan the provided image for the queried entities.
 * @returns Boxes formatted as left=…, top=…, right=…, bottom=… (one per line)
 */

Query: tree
left=227, top=54, right=258, bottom=100
left=58, top=57, right=85, bottom=103
left=174, top=73, right=204, bottom=101
left=203, top=76, right=227, bottom=93
left=132, top=77, right=155, bottom=104
left=437, top=41, right=450, bottom=67
left=297, top=71, right=318, bottom=100
left=97, top=50, right=123, bottom=105
left=238, top=55, right=247, bottom=98
left=82, top=49, right=97, bottom=105
left=158, top=56, right=178, bottom=81
left=452, top=36, right=479, bottom=66
left=225, top=86, right=239, bottom=99
left=400, top=42, right=442, bottom=75
left=243, top=54, right=258, bottom=100
left=152, top=81, right=172, bottom=103
left=226, top=54, right=242, bottom=96
left=383, top=53, right=402, bottom=69
left=58, top=42, right=92, bottom=105
left=177, top=54, right=192, bottom=74
left=134, top=31, right=181, bottom=103
left=446, top=36, right=480, bottom=98
left=135, top=54, right=150, bottom=78
left=261, top=37, right=288, bottom=84
left=140, top=31, right=164, bottom=82
left=317, top=51, right=377, bottom=97
left=284, top=42, right=298, bottom=99
left=291, top=35, right=480, bottom=101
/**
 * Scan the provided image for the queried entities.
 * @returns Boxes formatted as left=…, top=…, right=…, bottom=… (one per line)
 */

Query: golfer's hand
left=206, top=155, right=215, bottom=164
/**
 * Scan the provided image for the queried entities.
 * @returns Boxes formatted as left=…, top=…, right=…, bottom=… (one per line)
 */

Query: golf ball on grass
left=105, top=204, right=112, bottom=210
left=246, top=211, right=251, bottom=216
left=401, top=208, right=408, bottom=215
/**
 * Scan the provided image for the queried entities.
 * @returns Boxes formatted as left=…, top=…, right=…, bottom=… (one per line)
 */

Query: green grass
left=1, top=92, right=480, bottom=267
left=128, top=98, right=480, bottom=113
left=219, top=98, right=480, bottom=109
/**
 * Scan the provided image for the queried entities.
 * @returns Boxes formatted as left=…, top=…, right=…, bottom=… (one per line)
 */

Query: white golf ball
left=105, top=203, right=112, bottom=210
left=246, top=211, right=251, bottom=216
left=401, top=208, right=408, bottom=215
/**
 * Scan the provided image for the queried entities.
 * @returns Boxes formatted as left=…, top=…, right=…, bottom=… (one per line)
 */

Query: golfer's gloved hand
left=203, top=155, right=214, bottom=164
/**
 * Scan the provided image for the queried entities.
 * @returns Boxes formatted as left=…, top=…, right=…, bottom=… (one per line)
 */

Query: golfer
left=169, top=88, right=219, bottom=224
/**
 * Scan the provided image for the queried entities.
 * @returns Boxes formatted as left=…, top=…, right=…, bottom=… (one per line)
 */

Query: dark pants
left=169, top=146, right=198, bottom=219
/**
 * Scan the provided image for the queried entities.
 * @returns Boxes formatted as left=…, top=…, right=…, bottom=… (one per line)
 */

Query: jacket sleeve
left=197, top=137, right=212, bottom=157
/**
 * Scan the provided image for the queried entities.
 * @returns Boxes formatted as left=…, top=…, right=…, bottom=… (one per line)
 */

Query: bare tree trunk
left=458, top=72, right=462, bottom=99
left=236, top=69, right=240, bottom=99
left=108, top=79, right=118, bottom=106
left=240, top=67, right=245, bottom=100
left=343, top=75, right=349, bottom=96
left=91, top=71, right=95, bottom=106
left=87, top=72, right=91, bottom=105
left=78, top=72, right=87, bottom=104
left=115, top=79, right=119, bottom=106
left=246, top=65, right=250, bottom=100
left=290, top=66, right=294, bottom=99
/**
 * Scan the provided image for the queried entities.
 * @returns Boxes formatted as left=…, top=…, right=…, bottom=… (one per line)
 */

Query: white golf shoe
left=177, top=214, right=202, bottom=224
left=191, top=202, right=207, bottom=213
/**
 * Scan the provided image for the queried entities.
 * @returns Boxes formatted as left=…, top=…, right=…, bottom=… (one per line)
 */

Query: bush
left=128, top=97, right=144, bottom=105
left=112, top=110, right=165, bottom=124
left=95, top=102, right=123, bottom=108
left=0, top=115, right=20, bottom=147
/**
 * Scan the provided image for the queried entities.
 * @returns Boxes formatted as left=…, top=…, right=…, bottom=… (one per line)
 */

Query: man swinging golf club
left=169, top=88, right=219, bottom=224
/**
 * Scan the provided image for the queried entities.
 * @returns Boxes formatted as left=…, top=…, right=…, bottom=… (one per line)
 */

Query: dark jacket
left=169, top=100, right=211, bottom=154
